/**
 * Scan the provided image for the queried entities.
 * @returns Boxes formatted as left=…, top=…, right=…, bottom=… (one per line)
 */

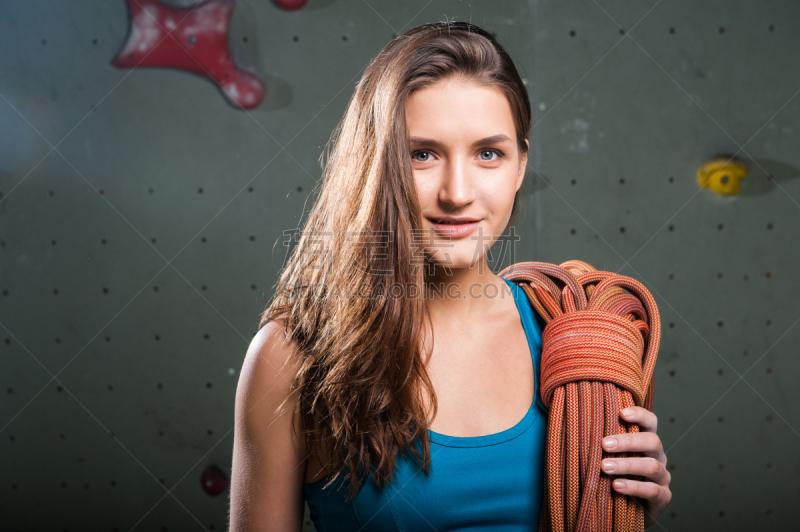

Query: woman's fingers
left=619, top=406, right=657, bottom=433
left=609, top=476, right=671, bottom=501
left=602, top=431, right=666, bottom=465
left=602, top=456, right=671, bottom=486
left=603, top=405, right=672, bottom=528
left=609, top=476, right=673, bottom=528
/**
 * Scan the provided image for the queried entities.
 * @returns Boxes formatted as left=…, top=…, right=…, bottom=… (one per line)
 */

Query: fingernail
left=603, top=437, right=617, bottom=449
left=613, top=480, right=625, bottom=489
left=621, top=408, right=634, bottom=417
left=602, top=460, right=616, bottom=472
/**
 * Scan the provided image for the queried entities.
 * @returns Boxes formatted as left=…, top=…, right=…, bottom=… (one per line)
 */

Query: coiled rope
left=498, top=260, right=661, bottom=532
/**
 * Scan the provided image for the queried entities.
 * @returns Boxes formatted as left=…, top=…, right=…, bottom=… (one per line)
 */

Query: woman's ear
left=516, top=139, right=529, bottom=192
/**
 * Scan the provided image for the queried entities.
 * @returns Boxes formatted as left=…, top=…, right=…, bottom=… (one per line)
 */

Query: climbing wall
left=0, top=0, right=797, bottom=530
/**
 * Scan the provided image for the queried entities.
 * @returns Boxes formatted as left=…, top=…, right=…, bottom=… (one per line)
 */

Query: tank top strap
left=502, top=277, right=548, bottom=416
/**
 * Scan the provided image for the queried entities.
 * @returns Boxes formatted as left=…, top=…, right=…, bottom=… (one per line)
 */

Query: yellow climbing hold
left=697, top=156, right=748, bottom=195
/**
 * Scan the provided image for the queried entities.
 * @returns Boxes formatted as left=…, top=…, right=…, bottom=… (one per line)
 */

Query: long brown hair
left=260, top=21, right=532, bottom=501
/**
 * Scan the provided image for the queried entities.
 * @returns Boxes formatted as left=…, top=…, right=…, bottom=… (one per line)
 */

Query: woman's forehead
left=406, top=83, right=516, bottom=144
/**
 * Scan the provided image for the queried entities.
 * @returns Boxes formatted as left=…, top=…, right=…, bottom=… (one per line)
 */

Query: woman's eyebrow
left=408, top=134, right=513, bottom=147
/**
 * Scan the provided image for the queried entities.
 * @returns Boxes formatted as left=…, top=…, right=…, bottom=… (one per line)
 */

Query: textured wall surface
left=1, top=0, right=798, bottom=531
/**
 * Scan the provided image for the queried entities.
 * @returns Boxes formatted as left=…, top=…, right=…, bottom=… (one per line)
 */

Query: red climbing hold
left=201, top=464, right=229, bottom=496
left=112, top=0, right=265, bottom=110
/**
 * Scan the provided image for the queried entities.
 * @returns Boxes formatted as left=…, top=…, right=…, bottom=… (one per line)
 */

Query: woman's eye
left=412, top=150, right=432, bottom=162
left=479, top=149, right=503, bottom=161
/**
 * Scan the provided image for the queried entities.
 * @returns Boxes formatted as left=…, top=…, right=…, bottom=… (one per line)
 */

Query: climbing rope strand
left=499, top=260, right=661, bottom=532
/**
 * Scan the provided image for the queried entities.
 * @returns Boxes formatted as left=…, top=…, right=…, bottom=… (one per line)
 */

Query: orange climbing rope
left=499, top=260, right=660, bottom=532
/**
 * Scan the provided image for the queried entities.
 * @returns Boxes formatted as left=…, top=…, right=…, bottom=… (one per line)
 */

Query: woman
left=230, top=21, right=672, bottom=531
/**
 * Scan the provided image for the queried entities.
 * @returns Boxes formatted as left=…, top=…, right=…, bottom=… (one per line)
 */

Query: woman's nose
left=438, top=160, right=475, bottom=207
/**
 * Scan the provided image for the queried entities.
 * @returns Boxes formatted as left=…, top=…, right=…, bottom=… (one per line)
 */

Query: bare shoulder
left=230, top=315, right=307, bottom=532
left=243, top=317, right=303, bottom=390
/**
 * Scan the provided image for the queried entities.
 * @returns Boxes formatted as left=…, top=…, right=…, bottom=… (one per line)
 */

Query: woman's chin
left=424, top=254, right=488, bottom=274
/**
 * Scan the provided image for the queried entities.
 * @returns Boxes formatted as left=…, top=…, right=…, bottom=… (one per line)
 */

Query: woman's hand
left=601, top=406, right=672, bottom=528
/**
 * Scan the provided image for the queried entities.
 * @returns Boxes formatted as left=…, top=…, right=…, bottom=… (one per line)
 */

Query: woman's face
left=406, top=77, right=528, bottom=273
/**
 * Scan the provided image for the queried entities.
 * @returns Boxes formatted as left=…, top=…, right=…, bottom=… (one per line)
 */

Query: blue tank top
left=303, top=277, right=548, bottom=531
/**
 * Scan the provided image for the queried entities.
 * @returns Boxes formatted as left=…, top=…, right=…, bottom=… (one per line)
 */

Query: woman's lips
left=426, top=218, right=480, bottom=238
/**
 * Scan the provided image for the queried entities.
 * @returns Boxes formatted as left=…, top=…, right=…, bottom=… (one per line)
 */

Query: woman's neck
left=424, top=259, right=512, bottom=323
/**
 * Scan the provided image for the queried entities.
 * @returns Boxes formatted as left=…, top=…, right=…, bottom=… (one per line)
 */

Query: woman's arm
left=600, top=406, right=673, bottom=528
left=229, top=320, right=307, bottom=532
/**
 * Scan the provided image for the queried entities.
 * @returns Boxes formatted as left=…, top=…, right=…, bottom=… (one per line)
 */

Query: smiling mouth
left=426, top=218, right=479, bottom=224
